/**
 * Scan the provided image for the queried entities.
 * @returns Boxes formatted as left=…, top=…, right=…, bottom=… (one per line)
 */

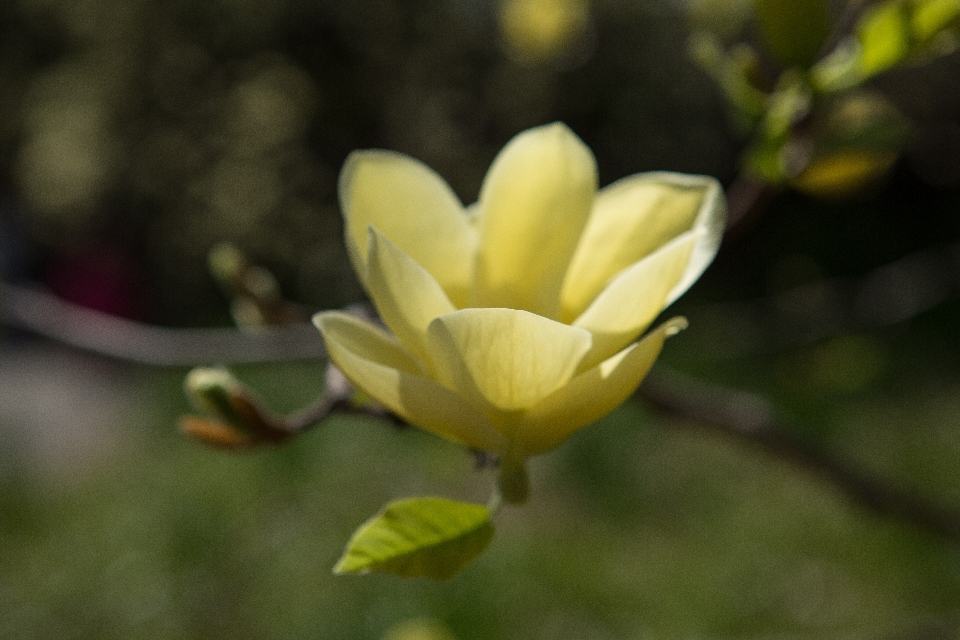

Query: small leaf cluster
left=691, top=0, right=959, bottom=197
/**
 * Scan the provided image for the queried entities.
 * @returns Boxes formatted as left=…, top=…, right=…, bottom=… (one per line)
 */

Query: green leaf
left=755, top=0, right=833, bottom=68
left=688, top=33, right=767, bottom=124
left=857, top=1, right=912, bottom=75
left=913, top=0, right=960, bottom=43
left=334, top=497, right=494, bottom=580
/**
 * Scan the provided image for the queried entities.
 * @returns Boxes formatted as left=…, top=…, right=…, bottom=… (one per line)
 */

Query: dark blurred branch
left=640, top=368, right=960, bottom=540
left=0, top=281, right=326, bottom=366
left=691, top=236, right=960, bottom=358
left=5, top=260, right=960, bottom=537
left=7, top=235, right=960, bottom=367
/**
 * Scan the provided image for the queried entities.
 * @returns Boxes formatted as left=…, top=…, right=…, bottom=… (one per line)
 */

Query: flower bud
left=183, top=367, right=287, bottom=445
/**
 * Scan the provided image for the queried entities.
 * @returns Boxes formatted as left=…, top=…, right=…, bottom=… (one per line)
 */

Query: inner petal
left=426, top=307, right=592, bottom=415
left=314, top=311, right=507, bottom=453
left=472, top=123, right=597, bottom=319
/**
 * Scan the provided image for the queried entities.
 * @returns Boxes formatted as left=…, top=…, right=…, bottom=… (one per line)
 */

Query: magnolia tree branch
left=0, top=281, right=326, bottom=366
left=639, top=368, right=960, bottom=540
left=724, top=174, right=780, bottom=236
left=7, top=231, right=960, bottom=366
left=4, top=240, right=960, bottom=538
left=689, top=236, right=960, bottom=359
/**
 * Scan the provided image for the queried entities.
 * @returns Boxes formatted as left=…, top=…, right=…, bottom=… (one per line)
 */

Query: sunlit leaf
left=744, top=72, right=812, bottom=183
left=791, top=150, right=898, bottom=198
left=912, top=0, right=960, bottom=43
left=334, top=497, right=494, bottom=580
left=857, top=1, right=912, bottom=75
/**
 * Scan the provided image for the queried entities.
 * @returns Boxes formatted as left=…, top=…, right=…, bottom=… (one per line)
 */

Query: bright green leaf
left=755, top=0, right=833, bottom=68
left=913, top=0, right=960, bottom=43
left=334, top=497, right=494, bottom=580
left=857, top=1, right=912, bottom=75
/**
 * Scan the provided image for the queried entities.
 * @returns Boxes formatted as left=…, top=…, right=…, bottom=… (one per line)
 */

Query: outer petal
left=473, top=122, right=597, bottom=319
left=515, top=317, right=687, bottom=456
left=340, top=150, right=477, bottom=307
left=426, top=308, right=592, bottom=428
left=314, top=311, right=506, bottom=452
left=572, top=229, right=700, bottom=370
left=665, top=174, right=726, bottom=307
left=560, top=172, right=726, bottom=322
left=365, top=227, right=456, bottom=368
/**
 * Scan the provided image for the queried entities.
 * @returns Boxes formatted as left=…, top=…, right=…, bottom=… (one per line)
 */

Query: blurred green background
left=2, top=0, right=960, bottom=638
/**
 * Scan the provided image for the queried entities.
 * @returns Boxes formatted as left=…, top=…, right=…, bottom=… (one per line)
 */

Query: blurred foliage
left=755, top=0, right=832, bottom=68
left=498, top=0, right=591, bottom=64
left=3, top=0, right=960, bottom=636
left=690, top=0, right=960, bottom=196
left=0, top=0, right=737, bottom=325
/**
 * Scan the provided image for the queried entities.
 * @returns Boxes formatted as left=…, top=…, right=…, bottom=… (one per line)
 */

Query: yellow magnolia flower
left=314, top=123, right=724, bottom=461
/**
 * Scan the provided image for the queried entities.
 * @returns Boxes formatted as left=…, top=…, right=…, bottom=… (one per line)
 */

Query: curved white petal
left=572, top=230, right=699, bottom=369
left=662, top=173, right=726, bottom=306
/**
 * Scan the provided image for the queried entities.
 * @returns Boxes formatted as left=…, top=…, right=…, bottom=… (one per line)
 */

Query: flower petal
left=365, top=227, right=457, bottom=368
left=340, top=150, right=477, bottom=307
left=515, top=317, right=687, bottom=456
left=473, top=122, right=597, bottom=319
left=560, top=172, right=726, bottom=322
left=314, top=311, right=506, bottom=452
left=665, top=174, right=726, bottom=307
left=426, top=308, right=592, bottom=425
left=572, top=229, right=700, bottom=369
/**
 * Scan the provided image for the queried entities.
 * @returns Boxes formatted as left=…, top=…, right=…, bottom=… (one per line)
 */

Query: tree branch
left=0, top=281, right=326, bottom=366
left=5, top=262, right=960, bottom=539
left=639, top=368, right=960, bottom=540
left=689, top=236, right=960, bottom=358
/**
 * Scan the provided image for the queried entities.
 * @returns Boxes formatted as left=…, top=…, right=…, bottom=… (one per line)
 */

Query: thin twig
left=7, top=233, right=960, bottom=368
left=279, top=362, right=407, bottom=434
left=639, top=368, right=960, bottom=540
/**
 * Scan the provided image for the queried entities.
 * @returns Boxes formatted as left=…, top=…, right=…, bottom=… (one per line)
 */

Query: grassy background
left=3, top=314, right=960, bottom=640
